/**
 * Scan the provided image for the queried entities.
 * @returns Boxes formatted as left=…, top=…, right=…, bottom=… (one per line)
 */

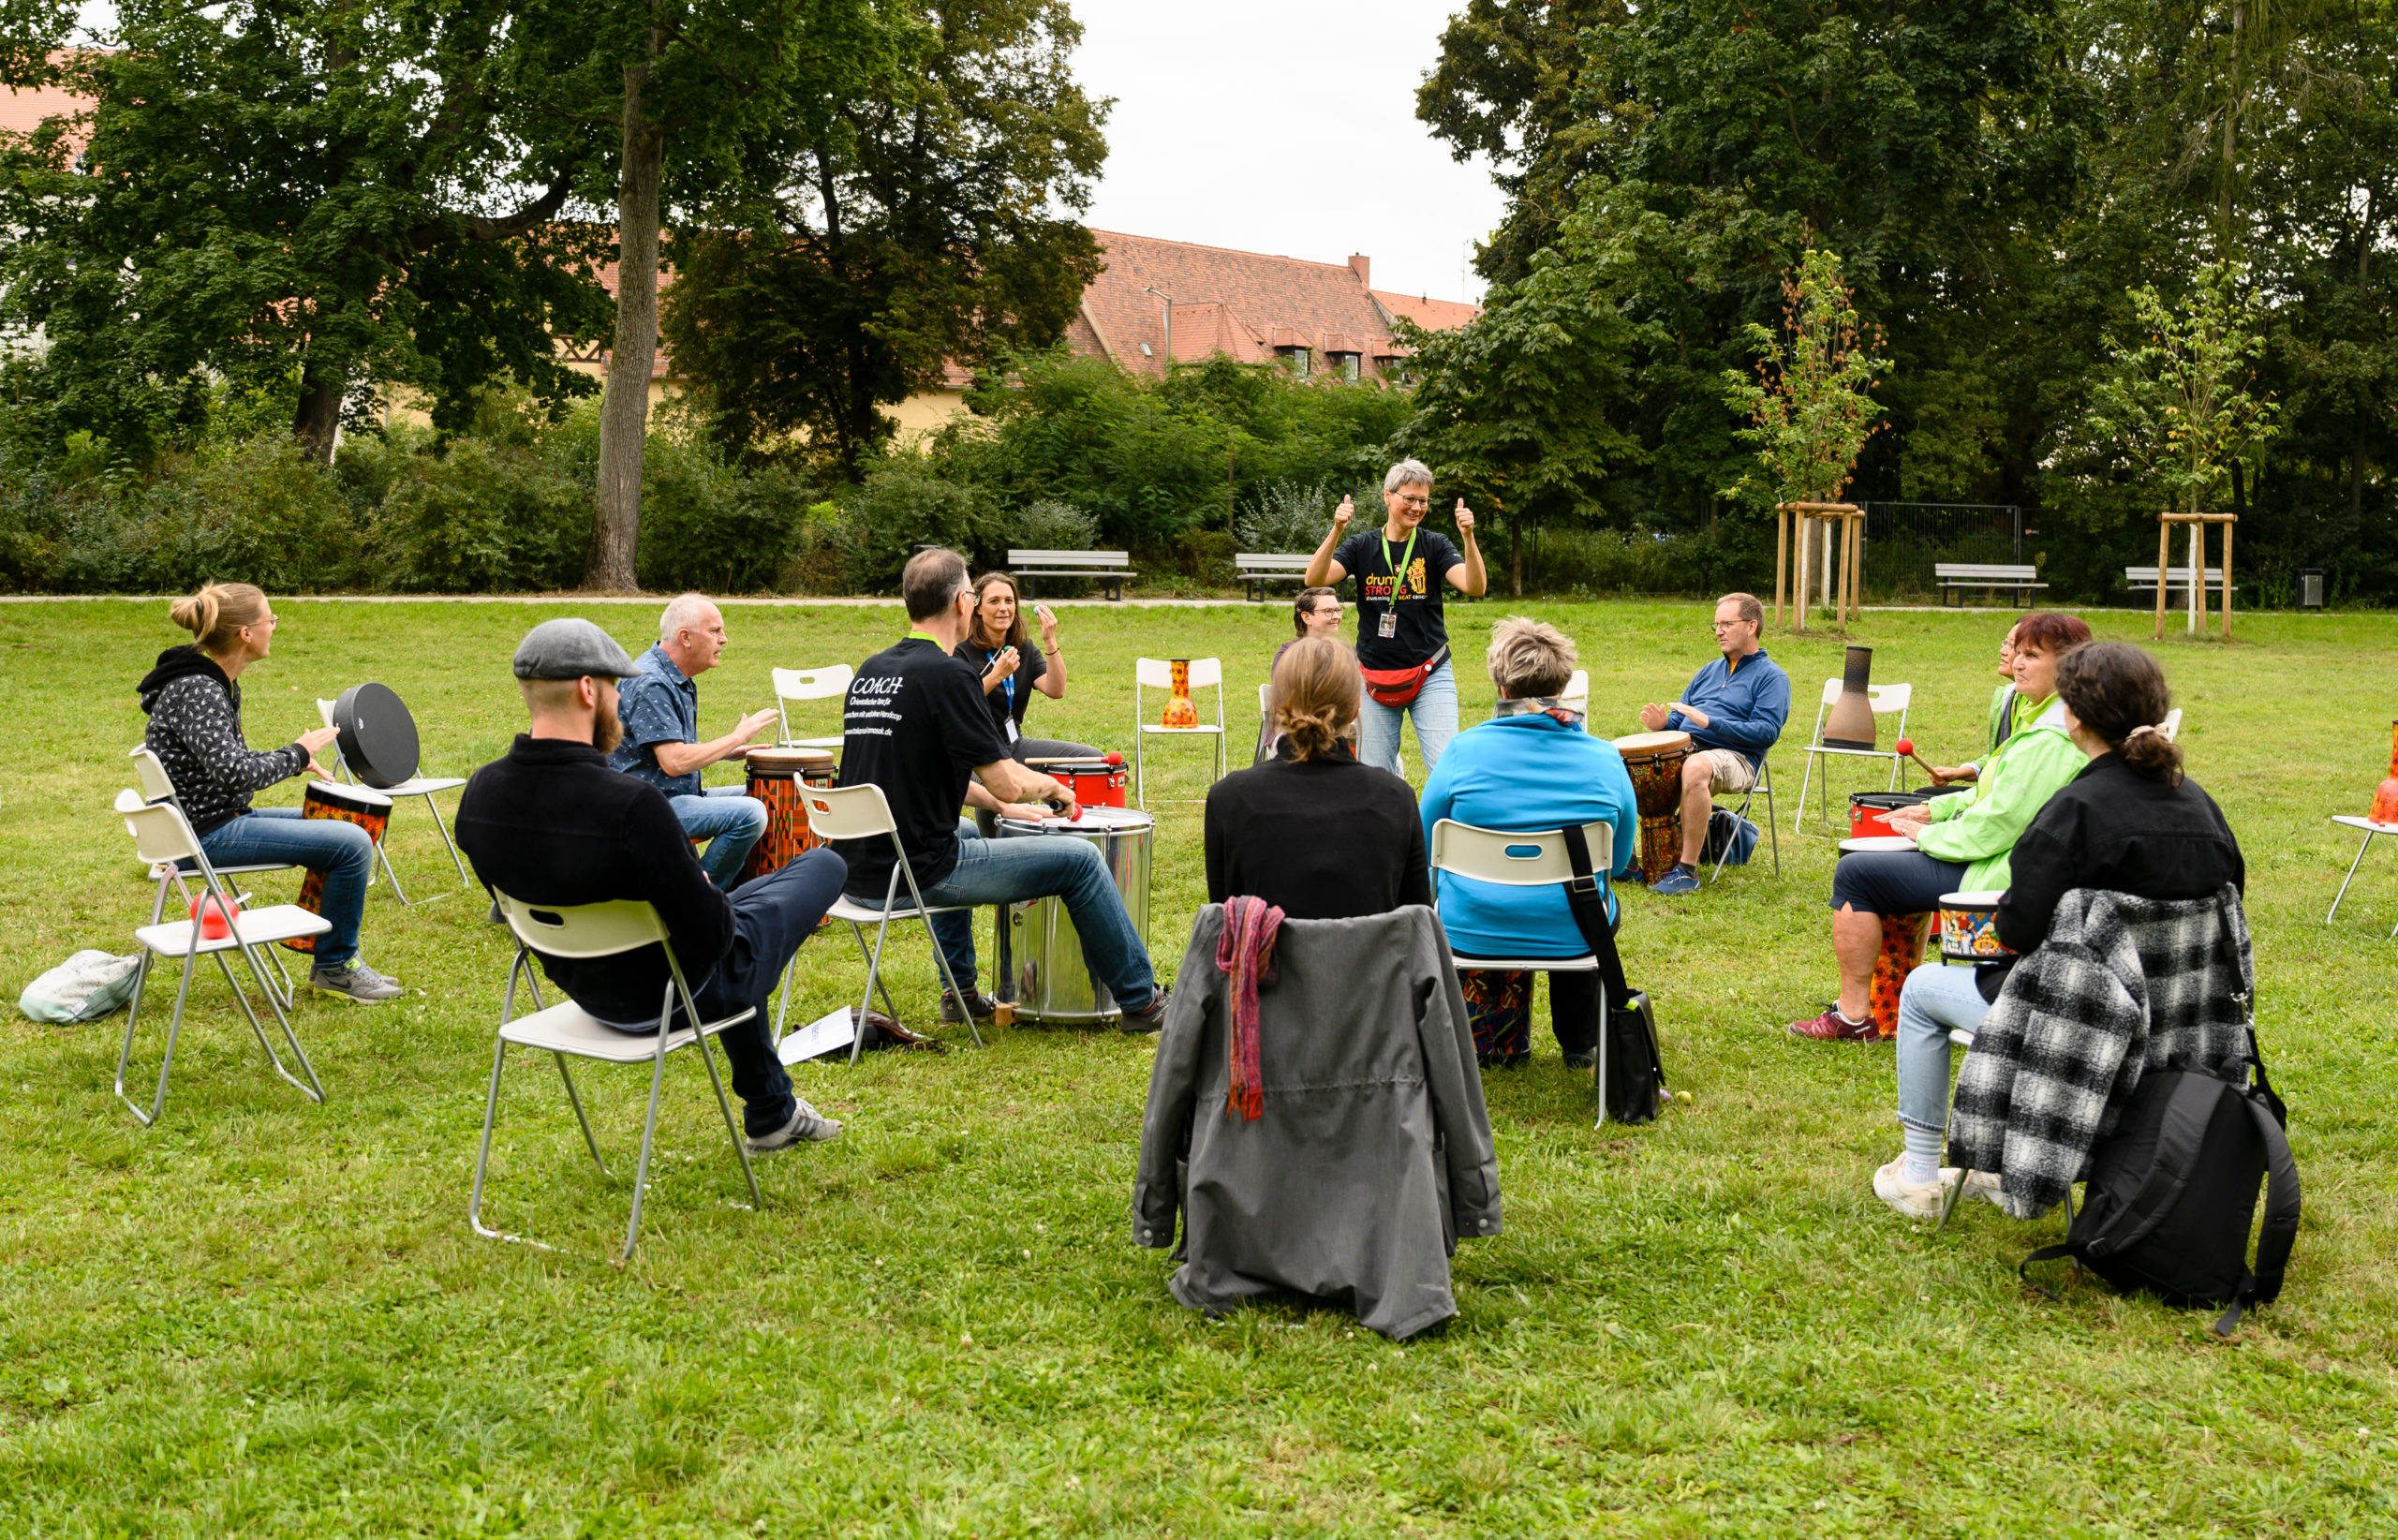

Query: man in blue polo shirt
left=609, top=593, right=780, bottom=888
left=1636, top=591, right=1789, bottom=896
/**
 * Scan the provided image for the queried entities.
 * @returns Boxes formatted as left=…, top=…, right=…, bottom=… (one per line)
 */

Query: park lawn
left=0, top=594, right=2394, bottom=1537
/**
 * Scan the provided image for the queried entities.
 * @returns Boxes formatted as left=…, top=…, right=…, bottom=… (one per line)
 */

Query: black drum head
left=334, top=681, right=421, bottom=789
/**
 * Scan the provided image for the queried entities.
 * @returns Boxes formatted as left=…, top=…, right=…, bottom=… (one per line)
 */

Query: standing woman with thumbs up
left=1303, top=458, right=1488, bottom=777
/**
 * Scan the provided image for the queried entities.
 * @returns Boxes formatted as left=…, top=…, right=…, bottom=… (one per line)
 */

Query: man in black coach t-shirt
left=1304, top=457, right=1488, bottom=777
left=836, top=548, right=1165, bottom=1030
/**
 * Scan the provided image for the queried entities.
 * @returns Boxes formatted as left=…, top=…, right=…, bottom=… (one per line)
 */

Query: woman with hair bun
left=1203, top=634, right=1429, bottom=919
left=137, top=583, right=403, bottom=1003
left=1873, top=640, right=2245, bottom=1220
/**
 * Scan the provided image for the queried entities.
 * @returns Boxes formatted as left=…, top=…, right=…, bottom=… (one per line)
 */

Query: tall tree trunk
left=291, top=360, right=344, bottom=462
left=1508, top=519, right=1522, bottom=599
left=593, top=44, right=664, bottom=593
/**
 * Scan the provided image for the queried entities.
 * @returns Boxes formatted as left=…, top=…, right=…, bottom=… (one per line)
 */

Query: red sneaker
left=1787, top=1006, right=1881, bottom=1042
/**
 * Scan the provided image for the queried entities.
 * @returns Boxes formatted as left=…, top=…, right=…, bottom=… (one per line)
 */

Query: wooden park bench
left=1235, top=553, right=1312, bottom=601
left=1935, top=562, right=2048, bottom=606
left=1008, top=549, right=1135, bottom=602
left=2125, top=566, right=2236, bottom=603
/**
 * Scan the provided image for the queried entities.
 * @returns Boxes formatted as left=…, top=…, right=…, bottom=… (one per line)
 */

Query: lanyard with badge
left=984, top=647, right=1018, bottom=741
left=1378, top=526, right=1418, bottom=639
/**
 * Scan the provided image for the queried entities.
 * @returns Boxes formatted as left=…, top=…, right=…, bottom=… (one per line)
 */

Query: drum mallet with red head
left=1894, top=738, right=1939, bottom=782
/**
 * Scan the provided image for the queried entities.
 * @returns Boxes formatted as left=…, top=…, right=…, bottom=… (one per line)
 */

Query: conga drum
left=739, top=747, right=837, bottom=884
left=1610, top=730, right=1692, bottom=885
left=283, top=781, right=392, bottom=954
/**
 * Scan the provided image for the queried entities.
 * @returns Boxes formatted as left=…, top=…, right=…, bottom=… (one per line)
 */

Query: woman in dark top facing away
left=952, top=571, right=1102, bottom=763
left=1204, top=633, right=1430, bottom=920
left=1875, top=641, right=2245, bottom=1220
left=136, top=582, right=403, bottom=1003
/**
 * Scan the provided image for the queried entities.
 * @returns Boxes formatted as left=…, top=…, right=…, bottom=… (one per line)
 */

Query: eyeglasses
left=1393, top=496, right=1429, bottom=510
left=1711, top=620, right=1747, bottom=631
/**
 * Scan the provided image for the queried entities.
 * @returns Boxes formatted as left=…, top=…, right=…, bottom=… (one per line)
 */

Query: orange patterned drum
left=284, top=781, right=392, bottom=954
left=1610, top=730, right=1692, bottom=885
left=739, top=747, right=837, bottom=883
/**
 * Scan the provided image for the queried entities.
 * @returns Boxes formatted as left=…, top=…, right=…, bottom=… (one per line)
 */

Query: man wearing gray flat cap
left=457, top=617, right=851, bottom=1153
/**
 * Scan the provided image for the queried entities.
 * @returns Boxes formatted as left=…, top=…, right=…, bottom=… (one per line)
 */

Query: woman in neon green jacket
left=1787, top=612, right=2094, bottom=1042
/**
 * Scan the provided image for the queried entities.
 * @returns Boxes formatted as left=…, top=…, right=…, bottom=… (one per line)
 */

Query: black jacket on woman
left=1204, top=744, right=1430, bottom=920
left=137, top=646, right=308, bottom=835
left=1982, top=751, right=2244, bottom=1001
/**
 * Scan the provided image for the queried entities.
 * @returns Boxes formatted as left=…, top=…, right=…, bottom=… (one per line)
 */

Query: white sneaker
left=748, top=1097, right=842, bottom=1153
left=1959, top=1168, right=2004, bottom=1208
left=1873, top=1157, right=1953, bottom=1221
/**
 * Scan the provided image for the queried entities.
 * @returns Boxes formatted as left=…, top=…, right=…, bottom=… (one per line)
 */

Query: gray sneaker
left=748, top=1097, right=842, bottom=1153
left=309, top=959, right=404, bottom=1004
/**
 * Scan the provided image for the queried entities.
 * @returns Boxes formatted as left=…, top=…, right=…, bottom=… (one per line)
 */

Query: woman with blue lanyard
left=1302, top=458, right=1488, bottom=777
left=955, top=571, right=1103, bottom=763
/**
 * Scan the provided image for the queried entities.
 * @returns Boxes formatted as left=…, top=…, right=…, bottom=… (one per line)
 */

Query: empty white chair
left=1794, top=678, right=1914, bottom=830
left=471, top=894, right=765, bottom=1261
left=315, top=698, right=470, bottom=902
left=1132, top=657, right=1226, bottom=808
left=772, top=665, right=854, bottom=749
left=128, top=745, right=299, bottom=1007
left=111, top=789, right=331, bottom=1126
left=1429, top=817, right=1620, bottom=1124
left=802, top=782, right=982, bottom=1063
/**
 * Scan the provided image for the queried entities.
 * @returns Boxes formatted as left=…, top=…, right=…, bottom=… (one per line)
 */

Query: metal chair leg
left=112, top=952, right=171, bottom=1127
left=848, top=915, right=896, bottom=1068
left=2328, top=830, right=2378, bottom=923
left=373, top=835, right=415, bottom=906
left=555, top=1053, right=608, bottom=1176
left=1795, top=751, right=1817, bottom=834
left=620, top=1039, right=674, bottom=1262
left=1593, top=985, right=1609, bottom=1130
left=226, top=940, right=325, bottom=1103
left=1935, top=1167, right=1968, bottom=1230
left=422, top=793, right=472, bottom=887
left=693, top=1028, right=762, bottom=1210
left=900, top=865, right=982, bottom=1050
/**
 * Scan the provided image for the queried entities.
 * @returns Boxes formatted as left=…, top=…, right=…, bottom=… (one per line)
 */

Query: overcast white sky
left=1068, top=0, right=1502, bottom=303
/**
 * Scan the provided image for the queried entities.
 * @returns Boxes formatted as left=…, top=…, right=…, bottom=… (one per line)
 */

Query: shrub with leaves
left=1011, top=498, right=1099, bottom=553
left=2083, top=260, right=2280, bottom=516
left=1235, top=478, right=1350, bottom=554
left=1721, top=244, right=1889, bottom=508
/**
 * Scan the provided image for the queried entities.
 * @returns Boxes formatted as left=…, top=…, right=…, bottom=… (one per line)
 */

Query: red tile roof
left=1373, top=289, right=1484, bottom=334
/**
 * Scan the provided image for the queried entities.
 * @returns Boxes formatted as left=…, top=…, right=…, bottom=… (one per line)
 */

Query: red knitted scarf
left=1215, top=896, right=1284, bottom=1121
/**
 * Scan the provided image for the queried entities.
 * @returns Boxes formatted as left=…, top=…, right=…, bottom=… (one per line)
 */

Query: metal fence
left=1853, top=502, right=2026, bottom=600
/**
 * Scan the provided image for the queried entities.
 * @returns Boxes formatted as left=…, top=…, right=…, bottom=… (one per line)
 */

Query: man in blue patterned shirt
left=609, top=594, right=779, bottom=887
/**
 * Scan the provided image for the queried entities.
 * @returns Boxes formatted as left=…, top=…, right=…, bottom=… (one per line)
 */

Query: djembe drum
left=738, top=746, right=837, bottom=884
left=283, top=780, right=392, bottom=954
left=1611, top=730, right=1692, bottom=885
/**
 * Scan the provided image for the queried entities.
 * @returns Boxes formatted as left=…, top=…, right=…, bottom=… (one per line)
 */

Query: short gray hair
left=1383, top=458, right=1433, bottom=496
left=659, top=592, right=717, bottom=642
left=1487, top=615, right=1576, bottom=698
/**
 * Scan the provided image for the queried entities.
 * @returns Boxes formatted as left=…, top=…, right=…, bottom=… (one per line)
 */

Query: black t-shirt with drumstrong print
left=1336, top=526, right=1462, bottom=671
left=836, top=636, right=1009, bottom=897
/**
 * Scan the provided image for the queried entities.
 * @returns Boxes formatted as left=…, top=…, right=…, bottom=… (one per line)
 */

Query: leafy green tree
left=0, top=1, right=614, bottom=462
left=2083, top=260, right=2279, bottom=519
left=659, top=0, right=1105, bottom=481
left=1720, top=246, right=1890, bottom=509
left=1396, top=218, right=1651, bottom=597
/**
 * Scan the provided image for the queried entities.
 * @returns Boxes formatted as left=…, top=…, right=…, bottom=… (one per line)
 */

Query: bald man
left=609, top=592, right=779, bottom=888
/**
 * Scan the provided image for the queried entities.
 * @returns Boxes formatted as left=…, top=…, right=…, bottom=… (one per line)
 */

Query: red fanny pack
left=1360, top=645, right=1449, bottom=708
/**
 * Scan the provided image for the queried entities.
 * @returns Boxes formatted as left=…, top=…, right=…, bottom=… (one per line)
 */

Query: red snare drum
left=1027, top=753, right=1129, bottom=809
left=284, top=780, right=392, bottom=954
left=1848, top=787, right=1968, bottom=839
left=740, top=747, right=838, bottom=883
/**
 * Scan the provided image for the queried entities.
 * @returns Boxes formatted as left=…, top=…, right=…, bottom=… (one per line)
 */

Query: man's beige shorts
left=1693, top=748, right=1756, bottom=794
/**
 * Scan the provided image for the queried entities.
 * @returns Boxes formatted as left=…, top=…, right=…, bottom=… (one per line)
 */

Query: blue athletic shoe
left=1649, top=865, right=1702, bottom=896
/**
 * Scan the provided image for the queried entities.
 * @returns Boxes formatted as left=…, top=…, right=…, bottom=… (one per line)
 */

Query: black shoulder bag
left=1558, top=824, right=1665, bottom=1124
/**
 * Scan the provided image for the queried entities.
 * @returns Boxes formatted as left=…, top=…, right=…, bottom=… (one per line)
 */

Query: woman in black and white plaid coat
left=1874, top=642, right=2245, bottom=1221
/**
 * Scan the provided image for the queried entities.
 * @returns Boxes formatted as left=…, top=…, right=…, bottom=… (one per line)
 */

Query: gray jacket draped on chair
left=1134, top=905, right=1501, bottom=1340
left=1949, top=884, right=2257, bottom=1219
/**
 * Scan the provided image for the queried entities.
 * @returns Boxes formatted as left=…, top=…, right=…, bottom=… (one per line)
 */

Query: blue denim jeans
left=199, top=807, right=374, bottom=969
left=597, top=847, right=847, bottom=1137
left=1356, top=659, right=1458, bottom=777
left=669, top=786, right=768, bottom=889
left=1896, top=961, right=1994, bottom=1138
left=855, top=818, right=1156, bottom=1012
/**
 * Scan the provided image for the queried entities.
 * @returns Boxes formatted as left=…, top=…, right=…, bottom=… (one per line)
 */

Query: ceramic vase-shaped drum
left=2372, top=720, right=2398, bottom=825
left=1823, top=645, right=1877, bottom=750
left=1161, top=659, right=1200, bottom=729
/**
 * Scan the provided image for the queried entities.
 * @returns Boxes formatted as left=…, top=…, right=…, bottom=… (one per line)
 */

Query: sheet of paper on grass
left=777, top=1005, right=856, bottom=1064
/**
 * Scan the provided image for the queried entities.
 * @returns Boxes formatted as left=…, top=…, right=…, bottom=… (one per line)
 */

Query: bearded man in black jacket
left=455, top=618, right=849, bottom=1153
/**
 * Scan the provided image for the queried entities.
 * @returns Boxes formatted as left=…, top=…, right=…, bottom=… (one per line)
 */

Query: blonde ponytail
left=168, top=582, right=267, bottom=655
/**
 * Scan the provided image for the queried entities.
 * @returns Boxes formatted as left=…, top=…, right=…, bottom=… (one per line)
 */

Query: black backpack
left=1558, top=825, right=1666, bottom=1124
left=2021, top=1021, right=2298, bottom=1337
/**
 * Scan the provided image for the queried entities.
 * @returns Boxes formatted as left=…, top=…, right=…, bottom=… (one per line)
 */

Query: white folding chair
left=315, top=698, right=470, bottom=902
left=1429, top=817, right=1621, bottom=1126
left=128, top=746, right=300, bottom=1008
left=1794, top=678, right=1914, bottom=830
left=1563, top=669, right=1590, bottom=726
left=772, top=665, right=854, bottom=749
left=471, top=894, right=763, bottom=1262
left=1707, top=751, right=1782, bottom=882
left=111, top=789, right=332, bottom=1126
left=802, top=783, right=982, bottom=1063
left=1132, top=658, right=1226, bottom=808
left=2160, top=706, right=2183, bottom=744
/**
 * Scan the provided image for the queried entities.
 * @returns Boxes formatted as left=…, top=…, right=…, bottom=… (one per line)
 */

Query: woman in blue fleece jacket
left=1421, top=618, right=1638, bottom=1067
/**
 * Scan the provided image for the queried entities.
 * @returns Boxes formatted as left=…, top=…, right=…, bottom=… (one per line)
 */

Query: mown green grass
left=2, top=595, right=2394, bottom=1536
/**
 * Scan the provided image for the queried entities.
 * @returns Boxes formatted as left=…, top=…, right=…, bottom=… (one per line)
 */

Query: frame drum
left=285, top=780, right=393, bottom=954
left=739, top=746, right=837, bottom=884
left=989, top=806, right=1153, bottom=1022
left=1610, top=730, right=1693, bottom=885
left=331, top=682, right=422, bottom=790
